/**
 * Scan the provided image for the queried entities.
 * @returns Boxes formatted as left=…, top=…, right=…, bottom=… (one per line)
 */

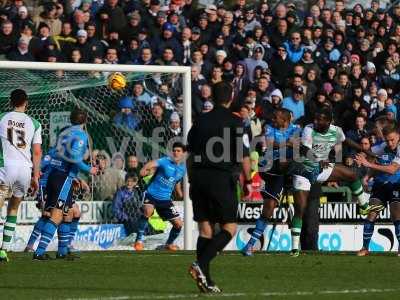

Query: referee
left=187, top=81, right=252, bottom=293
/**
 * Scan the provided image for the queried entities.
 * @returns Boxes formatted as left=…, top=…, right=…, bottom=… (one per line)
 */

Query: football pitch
left=0, top=251, right=399, bottom=300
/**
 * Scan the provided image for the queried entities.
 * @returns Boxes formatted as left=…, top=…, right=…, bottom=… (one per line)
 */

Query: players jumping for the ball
left=289, top=107, right=379, bottom=256
left=355, top=124, right=400, bottom=256
left=133, top=142, right=186, bottom=251
left=32, top=108, right=97, bottom=260
left=241, top=108, right=300, bottom=256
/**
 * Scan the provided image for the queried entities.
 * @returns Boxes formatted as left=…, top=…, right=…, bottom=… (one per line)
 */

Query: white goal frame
left=0, top=61, right=194, bottom=250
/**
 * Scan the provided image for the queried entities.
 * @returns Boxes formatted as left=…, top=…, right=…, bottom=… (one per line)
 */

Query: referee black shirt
left=187, top=82, right=251, bottom=223
left=187, top=105, right=250, bottom=174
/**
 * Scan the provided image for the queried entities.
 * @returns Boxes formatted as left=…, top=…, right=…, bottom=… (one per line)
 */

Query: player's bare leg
left=134, top=204, right=154, bottom=251
left=0, top=195, right=23, bottom=262
left=292, top=190, right=309, bottom=257
left=328, top=165, right=378, bottom=214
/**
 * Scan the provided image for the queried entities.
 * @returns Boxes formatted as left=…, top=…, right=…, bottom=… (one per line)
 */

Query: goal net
left=0, top=62, right=193, bottom=251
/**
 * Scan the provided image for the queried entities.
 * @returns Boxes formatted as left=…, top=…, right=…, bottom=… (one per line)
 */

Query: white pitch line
left=63, top=287, right=400, bottom=300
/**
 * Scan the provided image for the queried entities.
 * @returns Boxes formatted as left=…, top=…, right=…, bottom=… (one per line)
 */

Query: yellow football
left=108, top=72, right=126, bottom=90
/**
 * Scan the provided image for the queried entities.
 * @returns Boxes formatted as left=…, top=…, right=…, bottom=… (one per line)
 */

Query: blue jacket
left=112, top=187, right=142, bottom=221
left=283, top=41, right=305, bottom=63
left=114, top=113, right=140, bottom=130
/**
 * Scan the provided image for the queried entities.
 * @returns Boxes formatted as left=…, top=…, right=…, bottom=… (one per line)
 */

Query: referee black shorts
left=190, top=168, right=239, bottom=223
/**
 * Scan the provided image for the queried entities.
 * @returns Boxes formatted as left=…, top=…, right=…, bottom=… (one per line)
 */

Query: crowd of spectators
left=2, top=0, right=400, bottom=209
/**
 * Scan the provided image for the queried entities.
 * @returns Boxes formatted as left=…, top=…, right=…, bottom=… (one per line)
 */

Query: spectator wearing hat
left=96, top=0, right=127, bottom=35
left=282, top=86, right=305, bottom=123
left=153, top=22, right=181, bottom=59
left=270, top=44, right=294, bottom=89
left=304, top=90, right=332, bottom=125
left=300, top=48, right=321, bottom=75
left=166, top=111, right=182, bottom=139
left=0, top=21, right=18, bottom=58
left=75, top=29, right=93, bottom=62
left=120, top=12, right=142, bottom=45
left=379, top=58, right=400, bottom=89
left=204, top=4, right=220, bottom=36
left=373, top=41, right=398, bottom=73
left=244, top=5, right=261, bottom=32
left=7, top=36, right=35, bottom=61
left=114, top=96, right=140, bottom=130
left=13, top=5, right=34, bottom=33
left=197, top=12, right=213, bottom=44
left=33, top=3, right=62, bottom=36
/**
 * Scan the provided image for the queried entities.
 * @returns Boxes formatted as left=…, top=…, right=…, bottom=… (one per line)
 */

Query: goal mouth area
left=0, top=62, right=194, bottom=250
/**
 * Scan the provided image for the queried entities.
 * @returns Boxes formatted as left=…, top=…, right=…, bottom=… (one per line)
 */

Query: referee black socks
left=198, top=230, right=233, bottom=282
left=196, top=236, right=212, bottom=261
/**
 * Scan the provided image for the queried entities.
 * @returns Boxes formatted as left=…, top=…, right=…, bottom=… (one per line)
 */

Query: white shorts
left=0, top=166, right=31, bottom=198
left=293, top=164, right=334, bottom=191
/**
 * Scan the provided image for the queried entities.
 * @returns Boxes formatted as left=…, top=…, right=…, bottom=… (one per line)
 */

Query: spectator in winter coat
left=242, top=44, right=268, bottom=83
left=113, top=174, right=142, bottom=235
left=113, top=96, right=140, bottom=130
left=283, top=31, right=305, bottom=63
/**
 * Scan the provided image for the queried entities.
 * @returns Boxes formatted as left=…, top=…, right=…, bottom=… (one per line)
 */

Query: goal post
left=0, top=61, right=194, bottom=250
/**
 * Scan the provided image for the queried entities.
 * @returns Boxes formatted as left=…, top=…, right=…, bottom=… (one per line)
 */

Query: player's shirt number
left=7, top=126, right=26, bottom=149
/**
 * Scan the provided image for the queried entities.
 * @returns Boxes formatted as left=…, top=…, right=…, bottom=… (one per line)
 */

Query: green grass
left=0, top=251, right=399, bottom=300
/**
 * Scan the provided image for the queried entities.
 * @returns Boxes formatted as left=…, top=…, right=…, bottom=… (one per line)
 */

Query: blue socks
left=166, top=226, right=181, bottom=245
left=27, top=217, right=46, bottom=248
left=57, top=222, right=71, bottom=256
left=247, top=218, right=268, bottom=248
left=363, top=219, right=375, bottom=250
left=35, top=219, right=57, bottom=256
left=136, top=215, right=149, bottom=242
left=68, top=217, right=80, bottom=248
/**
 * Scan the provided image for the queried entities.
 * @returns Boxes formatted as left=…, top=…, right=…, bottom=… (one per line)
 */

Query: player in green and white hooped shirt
left=290, top=107, right=378, bottom=257
left=0, top=89, right=42, bottom=262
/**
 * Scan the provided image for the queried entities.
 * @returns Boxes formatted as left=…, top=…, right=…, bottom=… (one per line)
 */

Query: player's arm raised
left=140, top=160, right=158, bottom=177
left=344, top=138, right=377, bottom=158
left=70, top=135, right=97, bottom=175
left=355, top=153, right=400, bottom=175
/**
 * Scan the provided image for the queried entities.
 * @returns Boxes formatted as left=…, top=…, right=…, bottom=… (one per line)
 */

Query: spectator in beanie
left=113, top=96, right=140, bottom=130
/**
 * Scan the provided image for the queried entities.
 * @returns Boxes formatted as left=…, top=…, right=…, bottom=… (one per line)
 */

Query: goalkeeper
left=133, top=142, right=186, bottom=251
